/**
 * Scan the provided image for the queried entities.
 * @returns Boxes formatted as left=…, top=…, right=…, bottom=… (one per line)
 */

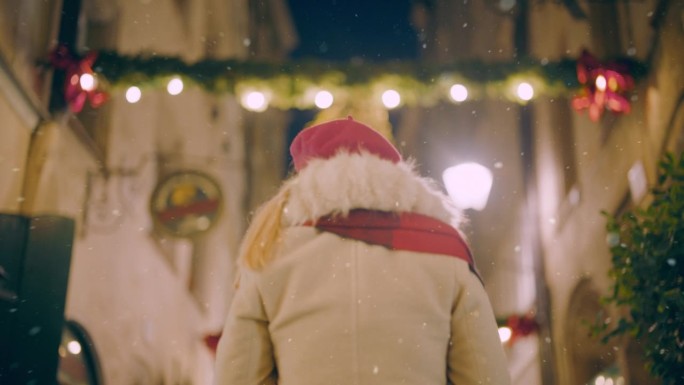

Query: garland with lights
left=47, top=45, right=647, bottom=118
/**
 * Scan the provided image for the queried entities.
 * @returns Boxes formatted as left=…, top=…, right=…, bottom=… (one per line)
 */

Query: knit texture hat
left=290, top=117, right=402, bottom=172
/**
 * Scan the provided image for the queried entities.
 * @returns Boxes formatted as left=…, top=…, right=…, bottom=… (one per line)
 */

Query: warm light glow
left=241, top=91, right=268, bottom=112
left=516, top=82, right=534, bottom=101
left=595, top=376, right=606, bottom=385
left=449, top=84, right=468, bottom=103
left=79, top=73, right=96, bottom=91
left=442, top=162, right=493, bottom=211
left=314, top=90, right=334, bottom=109
left=608, top=76, right=619, bottom=91
left=595, top=75, right=607, bottom=92
left=67, top=340, right=82, bottom=355
left=381, top=89, right=401, bottom=109
left=167, top=77, right=184, bottom=95
left=125, top=86, right=142, bottom=103
left=498, top=327, right=512, bottom=343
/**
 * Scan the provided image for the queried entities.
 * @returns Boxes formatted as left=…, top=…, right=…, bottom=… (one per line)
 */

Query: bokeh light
left=79, top=73, right=96, bottom=91
left=449, top=84, right=468, bottom=103
left=241, top=91, right=268, bottom=112
left=125, top=86, right=142, bottom=103
left=382, top=89, right=401, bottom=109
left=314, top=90, right=334, bottom=109
left=167, top=77, right=184, bottom=95
left=516, top=82, right=535, bottom=101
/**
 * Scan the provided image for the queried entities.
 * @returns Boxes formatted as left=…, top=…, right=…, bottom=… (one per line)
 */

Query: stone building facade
left=400, top=0, right=682, bottom=384
left=0, top=0, right=295, bottom=383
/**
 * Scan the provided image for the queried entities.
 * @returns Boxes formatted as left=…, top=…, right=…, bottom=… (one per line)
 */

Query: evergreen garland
left=81, top=50, right=647, bottom=108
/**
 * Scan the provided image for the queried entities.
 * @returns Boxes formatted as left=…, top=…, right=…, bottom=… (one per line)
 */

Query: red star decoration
left=49, top=45, right=108, bottom=113
left=571, top=50, right=634, bottom=122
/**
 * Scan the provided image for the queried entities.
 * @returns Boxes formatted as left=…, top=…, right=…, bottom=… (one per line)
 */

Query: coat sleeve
left=447, top=271, right=511, bottom=385
left=214, top=270, right=277, bottom=385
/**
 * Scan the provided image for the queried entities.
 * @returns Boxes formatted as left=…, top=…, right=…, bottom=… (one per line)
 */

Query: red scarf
left=304, top=209, right=483, bottom=284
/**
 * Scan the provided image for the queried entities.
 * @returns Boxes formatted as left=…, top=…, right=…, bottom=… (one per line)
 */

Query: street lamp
left=442, top=162, right=493, bottom=211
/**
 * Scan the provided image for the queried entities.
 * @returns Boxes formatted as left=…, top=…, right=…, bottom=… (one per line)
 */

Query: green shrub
left=598, top=152, right=684, bottom=385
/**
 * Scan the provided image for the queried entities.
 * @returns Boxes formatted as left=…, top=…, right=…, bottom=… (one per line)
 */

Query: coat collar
left=282, top=152, right=464, bottom=230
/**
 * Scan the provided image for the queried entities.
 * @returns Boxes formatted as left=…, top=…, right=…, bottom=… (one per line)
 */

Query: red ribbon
left=571, top=50, right=634, bottom=122
left=49, top=45, right=108, bottom=113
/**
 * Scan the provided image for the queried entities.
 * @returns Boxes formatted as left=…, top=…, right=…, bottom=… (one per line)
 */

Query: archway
left=565, top=278, right=616, bottom=385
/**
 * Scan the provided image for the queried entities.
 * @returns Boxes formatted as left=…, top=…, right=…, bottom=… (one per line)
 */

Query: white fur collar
left=282, top=152, right=464, bottom=229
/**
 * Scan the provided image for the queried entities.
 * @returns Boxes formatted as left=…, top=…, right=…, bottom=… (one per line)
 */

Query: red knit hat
left=290, top=117, right=402, bottom=172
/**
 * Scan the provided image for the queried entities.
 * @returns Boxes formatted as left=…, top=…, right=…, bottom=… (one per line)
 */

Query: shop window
left=58, top=320, right=103, bottom=385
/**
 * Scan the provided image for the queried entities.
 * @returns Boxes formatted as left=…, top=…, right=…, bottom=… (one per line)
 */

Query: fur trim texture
left=282, top=152, right=464, bottom=229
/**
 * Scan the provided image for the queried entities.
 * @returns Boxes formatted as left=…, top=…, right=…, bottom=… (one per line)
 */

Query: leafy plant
left=598, top=152, right=684, bottom=385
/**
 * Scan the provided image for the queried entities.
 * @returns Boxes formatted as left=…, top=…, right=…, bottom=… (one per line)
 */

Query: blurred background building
left=0, top=0, right=681, bottom=384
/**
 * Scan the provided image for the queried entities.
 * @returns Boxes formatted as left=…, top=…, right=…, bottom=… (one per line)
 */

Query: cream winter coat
left=214, top=153, right=511, bottom=385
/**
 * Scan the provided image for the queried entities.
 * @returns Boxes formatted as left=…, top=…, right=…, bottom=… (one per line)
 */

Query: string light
left=449, top=84, right=468, bottom=103
left=241, top=91, right=268, bottom=112
left=595, top=75, right=607, bottom=92
left=314, top=90, right=334, bottom=109
left=167, top=77, right=184, bottom=95
left=125, top=86, right=142, bottom=103
left=79, top=73, right=96, bottom=91
left=67, top=340, right=82, bottom=355
left=382, top=89, right=401, bottom=109
left=516, top=82, right=534, bottom=101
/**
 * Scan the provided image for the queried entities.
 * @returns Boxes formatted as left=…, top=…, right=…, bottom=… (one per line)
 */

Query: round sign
left=150, top=171, right=223, bottom=238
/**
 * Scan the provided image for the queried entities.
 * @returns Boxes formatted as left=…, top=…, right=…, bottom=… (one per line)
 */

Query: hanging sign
left=150, top=171, right=223, bottom=238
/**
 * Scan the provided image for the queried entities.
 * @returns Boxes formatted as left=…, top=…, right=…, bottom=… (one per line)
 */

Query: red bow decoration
left=49, top=45, right=108, bottom=113
left=498, top=312, right=539, bottom=346
left=204, top=333, right=222, bottom=355
left=571, top=50, right=634, bottom=122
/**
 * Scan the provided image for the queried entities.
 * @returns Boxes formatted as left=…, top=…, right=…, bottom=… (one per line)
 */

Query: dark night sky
left=283, top=0, right=419, bottom=172
left=286, top=0, right=419, bottom=61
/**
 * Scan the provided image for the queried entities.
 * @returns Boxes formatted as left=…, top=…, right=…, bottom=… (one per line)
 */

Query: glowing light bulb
left=314, top=90, right=334, bottom=109
left=67, top=340, right=82, bottom=355
left=382, top=89, right=401, bottom=109
left=125, top=86, right=142, bottom=103
left=595, top=75, right=607, bottom=91
left=516, top=82, right=534, bottom=101
left=449, top=84, right=468, bottom=103
left=241, top=91, right=268, bottom=112
left=79, top=73, right=96, bottom=91
left=442, top=162, right=493, bottom=211
left=167, top=77, right=184, bottom=95
left=498, top=327, right=512, bottom=343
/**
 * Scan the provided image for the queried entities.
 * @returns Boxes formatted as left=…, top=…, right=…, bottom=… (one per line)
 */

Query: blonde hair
left=238, top=186, right=290, bottom=270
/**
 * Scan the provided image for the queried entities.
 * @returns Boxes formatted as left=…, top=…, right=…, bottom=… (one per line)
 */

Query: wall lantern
left=442, top=162, right=493, bottom=211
